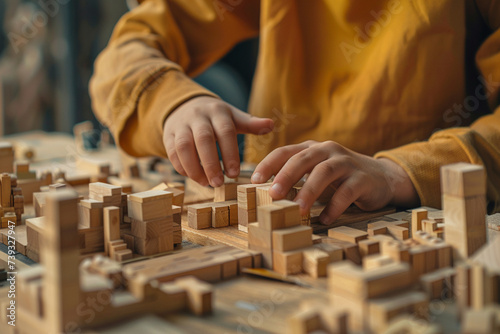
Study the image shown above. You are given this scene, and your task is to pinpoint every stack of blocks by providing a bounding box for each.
[128,190,174,256]
[237,183,309,233]
[0,172,24,227]
[187,182,239,229]
[248,200,320,276]
[441,163,487,261]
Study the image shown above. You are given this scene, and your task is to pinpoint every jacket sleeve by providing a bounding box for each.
[89,0,260,157]
[375,0,500,213]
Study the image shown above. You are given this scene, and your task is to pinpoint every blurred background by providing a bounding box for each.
[0,0,258,137]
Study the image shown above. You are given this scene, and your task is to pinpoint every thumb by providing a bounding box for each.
[232,109,274,135]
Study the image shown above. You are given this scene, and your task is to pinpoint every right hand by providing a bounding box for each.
[163,96,274,187]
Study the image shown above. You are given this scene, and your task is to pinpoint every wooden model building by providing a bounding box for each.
[288,162,500,333]
[0,136,499,334]
[10,190,214,333]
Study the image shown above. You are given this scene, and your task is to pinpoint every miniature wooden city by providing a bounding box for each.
[0,139,498,333]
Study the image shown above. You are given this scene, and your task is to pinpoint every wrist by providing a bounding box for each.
[378,158,420,208]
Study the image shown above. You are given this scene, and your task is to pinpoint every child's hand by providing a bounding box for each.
[163,97,274,187]
[251,141,419,225]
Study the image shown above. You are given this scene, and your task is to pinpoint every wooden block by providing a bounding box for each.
[461,308,497,334]
[420,267,456,299]
[49,183,66,191]
[174,276,213,316]
[228,201,238,225]
[237,184,259,209]
[15,161,30,173]
[328,261,413,299]
[78,200,103,228]
[128,190,173,221]
[214,182,239,202]
[212,205,229,228]
[114,249,133,261]
[258,204,285,230]
[440,163,486,198]
[103,206,121,255]
[273,200,301,227]
[363,254,394,270]
[273,250,303,275]
[322,238,361,265]
[411,208,428,237]
[238,207,256,228]
[302,248,330,278]
[187,203,212,229]
[409,245,433,276]
[455,263,472,312]
[256,186,273,207]
[368,291,428,334]
[173,223,182,244]
[122,233,135,253]
[134,237,159,256]
[0,173,11,207]
[272,225,312,252]
[387,225,409,240]
[109,240,126,258]
[359,239,380,257]
[312,243,343,263]
[248,223,272,249]
[89,182,122,196]
[131,216,172,239]
[422,219,438,234]
[328,226,368,244]
[443,194,487,260]
[287,308,322,334]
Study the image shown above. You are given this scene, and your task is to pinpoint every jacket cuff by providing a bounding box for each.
[374,130,474,209]
[117,68,219,157]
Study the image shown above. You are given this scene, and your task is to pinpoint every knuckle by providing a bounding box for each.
[316,162,336,177]
[196,129,214,143]
[278,169,295,184]
[217,122,237,138]
[175,137,193,151]
[335,154,355,168]
[322,140,343,152]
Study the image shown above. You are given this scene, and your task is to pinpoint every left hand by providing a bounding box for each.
[251,140,420,225]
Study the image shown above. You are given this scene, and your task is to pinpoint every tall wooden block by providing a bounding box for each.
[302,248,330,278]
[444,194,486,260]
[0,173,11,207]
[441,163,486,198]
[256,186,273,207]
[411,208,428,237]
[359,239,380,258]
[104,206,121,255]
[41,190,80,334]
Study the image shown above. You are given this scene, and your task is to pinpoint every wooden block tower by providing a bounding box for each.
[128,190,174,256]
[41,189,81,333]
[441,163,487,260]
[248,200,313,274]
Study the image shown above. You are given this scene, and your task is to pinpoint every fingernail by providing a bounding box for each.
[229,168,239,178]
[251,172,263,183]
[211,173,224,187]
[271,183,283,196]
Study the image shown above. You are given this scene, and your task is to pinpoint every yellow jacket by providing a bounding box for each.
[90,0,500,212]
